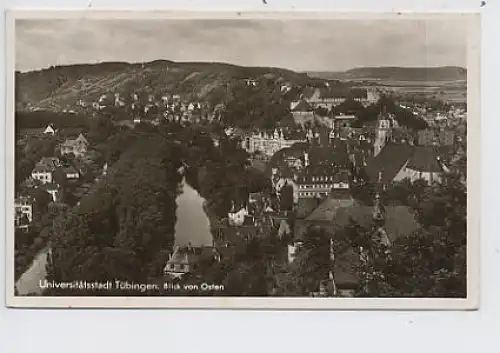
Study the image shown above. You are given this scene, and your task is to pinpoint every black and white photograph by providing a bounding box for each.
[6,11,479,309]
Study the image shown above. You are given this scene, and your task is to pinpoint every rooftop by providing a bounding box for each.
[406,146,444,173]
[365,143,414,184]
[305,196,356,223]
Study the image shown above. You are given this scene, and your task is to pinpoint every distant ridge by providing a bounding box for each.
[307,66,467,82]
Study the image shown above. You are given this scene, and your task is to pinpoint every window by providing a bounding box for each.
[179,264,185,270]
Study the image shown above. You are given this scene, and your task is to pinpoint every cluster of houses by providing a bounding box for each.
[399,103,467,129]
[262,110,461,295]
[239,112,370,158]
[196,109,439,295]
[14,132,92,232]
[75,91,224,126]
[289,86,380,124]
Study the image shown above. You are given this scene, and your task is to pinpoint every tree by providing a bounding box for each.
[334,98,364,116]
[222,81,292,130]
[28,188,51,220]
[46,134,181,295]
[355,95,428,130]
[88,116,115,145]
[274,225,332,296]
[203,236,280,296]
[356,174,466,298]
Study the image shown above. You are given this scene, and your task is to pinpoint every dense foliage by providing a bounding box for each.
[222,81,294,130]
[274,225,332,296]
[356,174,467,297]
[45,134,182,295]
[355,95,428,130]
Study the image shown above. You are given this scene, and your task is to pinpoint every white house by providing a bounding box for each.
[31,157,60,184]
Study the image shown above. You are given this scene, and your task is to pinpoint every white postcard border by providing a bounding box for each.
[4,10,481,310]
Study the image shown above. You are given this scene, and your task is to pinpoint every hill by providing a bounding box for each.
[308,66,467,82]
[15,60,323,112]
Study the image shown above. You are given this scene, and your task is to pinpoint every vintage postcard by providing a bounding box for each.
[6,11,480,309]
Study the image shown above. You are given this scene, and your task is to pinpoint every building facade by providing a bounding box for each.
[14,196,34,230]
[243,129,305,157]
[31,157,61,184]
[60,133,89,157]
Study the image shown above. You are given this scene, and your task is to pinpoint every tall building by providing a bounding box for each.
[373,113,392,157]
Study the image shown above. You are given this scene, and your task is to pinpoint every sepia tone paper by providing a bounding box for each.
[5,10,480,309]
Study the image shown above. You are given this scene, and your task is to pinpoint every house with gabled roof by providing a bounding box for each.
[365,143,449,185]
[60,133,89,157]
[163,245,223,279]
[31,157,61,184]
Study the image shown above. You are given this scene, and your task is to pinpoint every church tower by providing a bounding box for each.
[373,108,391,157]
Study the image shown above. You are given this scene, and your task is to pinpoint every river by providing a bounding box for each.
[174,173,213,246]
[15,248,49,295]
[15,171,212,295]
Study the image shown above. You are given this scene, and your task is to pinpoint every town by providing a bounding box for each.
[14,62,467,298]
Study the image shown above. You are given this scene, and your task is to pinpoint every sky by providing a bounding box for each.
[15,17,468,72]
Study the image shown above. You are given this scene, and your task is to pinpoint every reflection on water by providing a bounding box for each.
[15,248,49,295]
[175,176,213,246]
